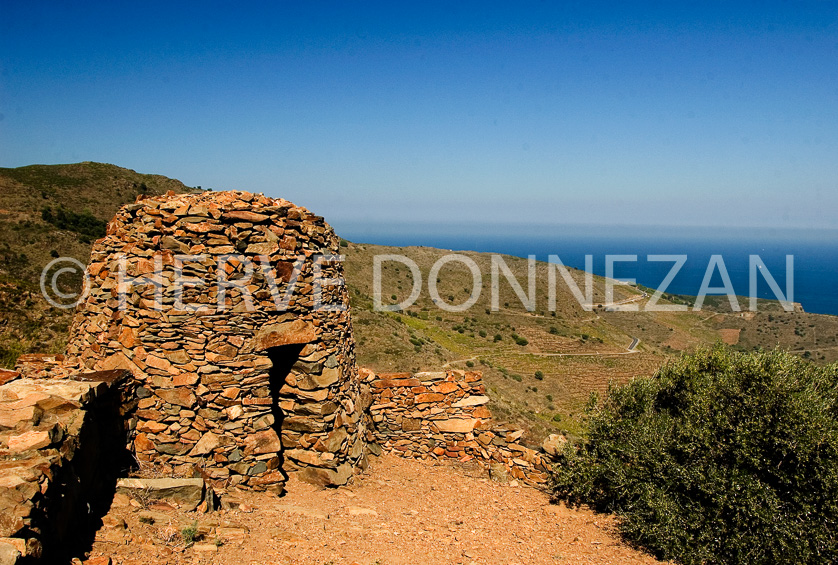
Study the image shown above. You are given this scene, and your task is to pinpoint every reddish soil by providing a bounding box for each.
[87,454,665,565]
[718,328,741,345]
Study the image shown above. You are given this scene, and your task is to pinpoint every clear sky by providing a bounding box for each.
[1,1,836,231]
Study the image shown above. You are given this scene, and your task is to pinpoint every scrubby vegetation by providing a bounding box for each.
[41,205,107,240]
[551,346,838,564]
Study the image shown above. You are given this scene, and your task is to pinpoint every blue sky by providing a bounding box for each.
[1,1,836,231]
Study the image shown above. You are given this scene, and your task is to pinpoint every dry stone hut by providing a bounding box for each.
[64,191,368,492]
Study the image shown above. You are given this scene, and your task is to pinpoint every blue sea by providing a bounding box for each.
[336,222,838,317]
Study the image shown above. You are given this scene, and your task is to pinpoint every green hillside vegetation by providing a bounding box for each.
[341,242,838,438]
[0,162,201,364]
[40,205,107,241]
[1,162,836,444]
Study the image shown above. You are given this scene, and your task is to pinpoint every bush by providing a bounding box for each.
[181,520,199,544]
[514,336,529,346]
[493,334,502,342]
[0,342,24,369]
[41,206,106,239]
[534,371,544,380]
[551,346,838,564]
[465,360,474,368]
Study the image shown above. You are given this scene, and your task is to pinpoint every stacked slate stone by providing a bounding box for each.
[0,371,133,562]
[365,369,552,487]
[12,354,68,380]
[64,191,366,491]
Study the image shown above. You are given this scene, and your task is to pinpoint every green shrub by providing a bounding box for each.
[551,346,838,564]
[534,370,544,380]
[514,336,529,346]
[511,374,522,382]
[0,342,24,369]
[465,360,475,368]
[493,334,502,342]
[181,520,199,544]
[41,206,106,239]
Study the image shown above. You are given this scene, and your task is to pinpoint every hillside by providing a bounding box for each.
[343,241,838,438]
[1,162,836,441]
[0,162,201,365]
[0,162,199,283]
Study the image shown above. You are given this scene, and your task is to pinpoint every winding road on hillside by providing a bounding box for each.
[443,336,641,367]
[524,336,641,358]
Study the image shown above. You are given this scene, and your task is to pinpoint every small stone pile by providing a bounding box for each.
[0,370,134,563]
[365,369,554,487]
[10,354,68,380]
[63,191,366,490]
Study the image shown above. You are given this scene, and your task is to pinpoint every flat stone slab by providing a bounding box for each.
[346,506,378,516]
[0,541,21,565]
[435,418,477,433]
[0,371,19,387]
[451,395,489,408]
[115,478,205,511]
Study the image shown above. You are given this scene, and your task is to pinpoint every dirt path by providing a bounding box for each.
[506,336,640,358]
[442,356,478,368]
[88,454,664,565]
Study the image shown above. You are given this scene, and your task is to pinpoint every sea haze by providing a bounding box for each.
[335,222,838,317]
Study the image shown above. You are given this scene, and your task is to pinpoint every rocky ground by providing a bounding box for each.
[86,454,664,565]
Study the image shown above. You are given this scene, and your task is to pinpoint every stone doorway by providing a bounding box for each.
[264,343,306,487]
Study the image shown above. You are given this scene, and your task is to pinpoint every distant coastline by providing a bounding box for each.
[335,222,838,317]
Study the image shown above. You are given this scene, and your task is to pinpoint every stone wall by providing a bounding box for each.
[63,191,366,489]
[364,369,554,487]
[0,370,134,562]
